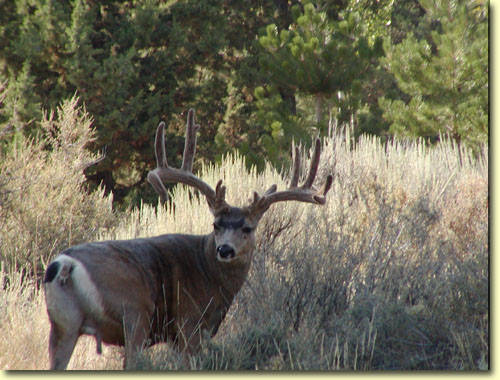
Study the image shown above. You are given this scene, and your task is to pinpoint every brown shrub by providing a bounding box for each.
[0,96,116,280]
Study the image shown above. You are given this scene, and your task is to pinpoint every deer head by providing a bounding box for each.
[147,109,333,263]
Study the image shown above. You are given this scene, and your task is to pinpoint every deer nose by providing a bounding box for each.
[217,244,235,260]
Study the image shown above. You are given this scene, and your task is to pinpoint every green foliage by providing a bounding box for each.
[388,0,427,44]
[243,1,385,169]
[252,85,310,167]
[0,0,231,205]
[379,0,488,151]
[258,1,380,126]
[345,0,393,45]
[0,62,42,142]
[0,0,489,208]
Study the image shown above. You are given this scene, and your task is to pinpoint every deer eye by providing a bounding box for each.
[242,227,253,234]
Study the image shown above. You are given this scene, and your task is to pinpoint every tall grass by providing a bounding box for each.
[0,107,488,370]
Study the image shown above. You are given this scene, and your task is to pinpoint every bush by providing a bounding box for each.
[0,123,488,370]
[105,132,487,370]
[0,96,116,280]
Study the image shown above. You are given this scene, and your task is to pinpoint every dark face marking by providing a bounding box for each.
[215,217,245,230]
[214,206,254,232]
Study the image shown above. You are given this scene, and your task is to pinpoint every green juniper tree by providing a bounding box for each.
[0,0,488,206]
[379,0,488,150]
[255,1,381,162]
[0,0,230,205]
[213,0,300,171]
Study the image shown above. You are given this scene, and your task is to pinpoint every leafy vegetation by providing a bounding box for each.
[0,0,488,207]
[379,0,488,151]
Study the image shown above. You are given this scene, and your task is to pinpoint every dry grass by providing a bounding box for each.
[0,104,488,370]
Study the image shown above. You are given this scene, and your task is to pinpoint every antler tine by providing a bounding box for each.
[155,121,168,168]
[147,110,222,210]
[212,179,229,212]
[313,174,333,204]
[248,138,332,218]
[181,109,200,172]
[147,121,169,202]
[147,170,169,204]
[303,138,321,188]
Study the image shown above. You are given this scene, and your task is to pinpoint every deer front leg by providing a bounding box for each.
[122,308,152,370]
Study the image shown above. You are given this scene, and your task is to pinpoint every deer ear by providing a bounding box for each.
[208,180,230,215]
[245,193,270,222]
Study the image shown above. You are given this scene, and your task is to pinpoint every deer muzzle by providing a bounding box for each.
[216,244,236,261]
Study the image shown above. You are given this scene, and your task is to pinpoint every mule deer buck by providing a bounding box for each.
[43,109,332,370]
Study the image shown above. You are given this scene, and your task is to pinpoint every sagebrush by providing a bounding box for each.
[0,97,116,279]
[0,105,488,370]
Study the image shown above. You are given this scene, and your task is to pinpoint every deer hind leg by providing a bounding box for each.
[122,308,152,370]
[48,321,80,370]
[46,298,83,370]
[44,258,86,370]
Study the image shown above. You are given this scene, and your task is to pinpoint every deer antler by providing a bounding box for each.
[248,139,333,219]
[147,109,228,212]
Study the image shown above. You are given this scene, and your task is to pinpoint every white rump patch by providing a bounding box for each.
[53,254,105,318]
